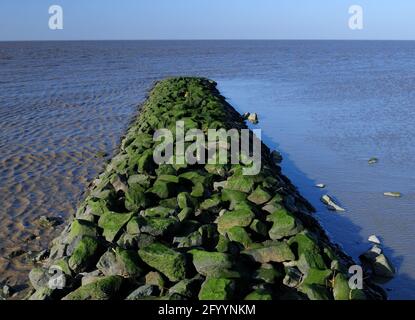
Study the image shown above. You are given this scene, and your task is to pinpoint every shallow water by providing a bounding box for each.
[0,41,414,298]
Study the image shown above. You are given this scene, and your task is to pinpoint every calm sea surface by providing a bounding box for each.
[0,41,414,299]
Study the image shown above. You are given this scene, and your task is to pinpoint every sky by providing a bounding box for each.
[0,0,414,41]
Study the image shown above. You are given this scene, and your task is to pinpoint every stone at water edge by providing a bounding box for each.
[383,192,402,198]
[271,150,283,164]
[242,112,250,119]
[247,113,258,124]
[368,235,381,245]
[321,195,345,212]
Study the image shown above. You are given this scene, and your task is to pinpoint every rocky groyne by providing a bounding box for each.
[27,77,385,300]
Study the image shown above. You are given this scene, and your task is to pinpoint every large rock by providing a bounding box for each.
[29,268,50,290]
[125,183,148,211]
[217,208,255,234]
[267,208,303,240]
[244,289,272,300]
[226,226,252,248]
[126,284,160,300]
[247,186,272,205]
[242,242,295,263]
[288,232,327,273]
[97,247,143,278]
[198,278,235,300]
[189,249,232,277]
[63,276,123,300]
[68,236,101,273]
[98,211,135,242]
[138,242,187,282]
[225,175,255,194]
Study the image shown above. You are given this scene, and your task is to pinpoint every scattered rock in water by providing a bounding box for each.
[368,235,381,245]
[7,249,26,259]
[383,192,402,198]
[247,113,258,124]
[368,157,378,165]
[370,245,382,255]
[321,195,345,212]
[36,216,64,228]
[95,151,108,158]
[315,183,326,189]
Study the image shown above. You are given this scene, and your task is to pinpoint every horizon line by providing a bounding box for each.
[2,38,415,42]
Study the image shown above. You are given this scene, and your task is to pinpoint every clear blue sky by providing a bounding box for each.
[0,0,414,41]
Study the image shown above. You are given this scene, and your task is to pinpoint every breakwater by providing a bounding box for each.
[27,77,385,300]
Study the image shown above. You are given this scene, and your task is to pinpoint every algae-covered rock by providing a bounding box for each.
[198,278,235,300]
[217,208,255,234]
[169,277,202,298]
[125,183,148,212]
[221,189,247,209]
[254,264,281,284]
[140,216,178,237]
[249,219,268,237]
[177,192,194,209]
[173,231,203,248]
[145,271,165,290]
[29,267,49,290]
[142,206,175,218]
[63,276,123,300]
[247,186,272,205]
[243,242,295,263]
[302,268,332,286]
[29,287,54,300]
[288,232,327,273]
[199,194,222,211]
[67,219,99,244]
[267,208,303,240]
[138,242,187,282]
[299,284,331,300]
[97,247,142,278]
[189,249,232,277]
[98,211,135,242]
[226,226,252,248]
[68,236,101,273]
[225,175,255,194]
[244,289,273,300]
